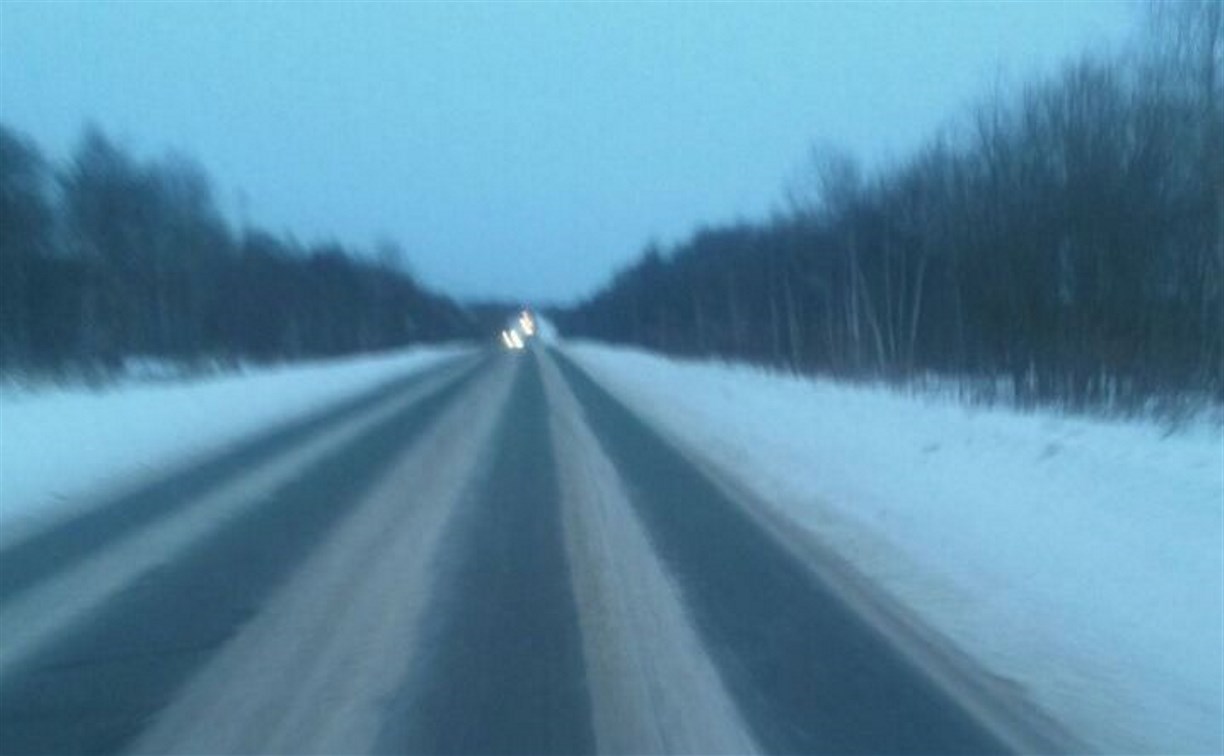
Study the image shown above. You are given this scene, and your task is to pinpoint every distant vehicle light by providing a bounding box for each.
[519,311,536,336]
[508,329,525,350]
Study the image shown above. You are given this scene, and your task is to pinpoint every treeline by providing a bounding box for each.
[0,126,474,374]
[557,3,1223,409]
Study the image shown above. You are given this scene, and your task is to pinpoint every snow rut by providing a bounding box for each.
[132,360,515,754]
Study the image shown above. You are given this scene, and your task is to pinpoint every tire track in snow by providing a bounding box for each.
[540,350,759,754]
[0,356,479,681]
[375,353,595,755]
[131,357,518,754]
[553,349,1009,755]
[0,354,477,605]
[0,360,483,755]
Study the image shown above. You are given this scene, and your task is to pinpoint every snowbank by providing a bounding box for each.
[0,346,471,534]
[567,343,1224,754]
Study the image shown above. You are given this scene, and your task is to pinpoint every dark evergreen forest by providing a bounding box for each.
[2,4,1220,411]
[0,126,475,376]
[557,4,1222,409]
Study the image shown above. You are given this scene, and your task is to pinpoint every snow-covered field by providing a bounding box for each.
[0,346,469,536]
[569,343,1224,755]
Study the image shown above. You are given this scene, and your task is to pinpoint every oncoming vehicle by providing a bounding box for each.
[500,309,536,351]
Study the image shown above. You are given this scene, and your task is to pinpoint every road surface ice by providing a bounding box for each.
[569,342,1224,754]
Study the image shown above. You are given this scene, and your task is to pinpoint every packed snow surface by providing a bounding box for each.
[568,343,1224,755]
[0,346,469,535]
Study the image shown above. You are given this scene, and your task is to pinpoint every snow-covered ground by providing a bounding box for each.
[0,346,470,536]
[568,343,1224,755]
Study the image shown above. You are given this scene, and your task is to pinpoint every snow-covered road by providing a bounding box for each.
[1,343,1217,754]
[0,346,1046,755]
[569,343,1224,755]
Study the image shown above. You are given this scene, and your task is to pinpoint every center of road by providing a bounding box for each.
[376,355,595,755]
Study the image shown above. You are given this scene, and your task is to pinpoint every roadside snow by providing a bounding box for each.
[0,346,470,534]
[567,343,1224,755]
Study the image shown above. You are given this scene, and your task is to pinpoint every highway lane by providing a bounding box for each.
[0,347,1028,754]
[0,357,486,754]
[553,351,1009,755]
[375,351,594,755]
[0,354,482,605]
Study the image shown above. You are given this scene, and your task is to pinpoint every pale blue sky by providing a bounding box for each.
[1,2,1138,303]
